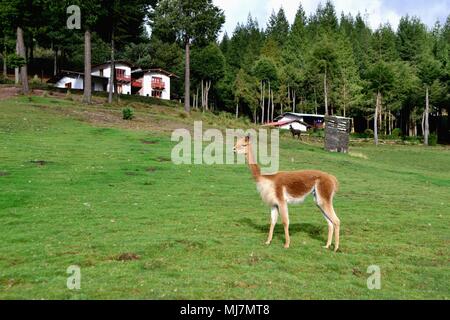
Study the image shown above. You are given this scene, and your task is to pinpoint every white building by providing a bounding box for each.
[133,68,177,100]
[48,70,108,92]
[91,60,135,95]
[48,62,177,101]
[270,113,351,132]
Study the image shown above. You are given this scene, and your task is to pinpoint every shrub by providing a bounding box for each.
[178,111,187,119]
[392,128,402,138]
[364,129,374,138]
[309,128,325,138]
[65,90,73,101]
[122,107,134,120]
[402,136,421,145]
[31,74,41,85]
[429,133,438,146]
[0,77,10,84]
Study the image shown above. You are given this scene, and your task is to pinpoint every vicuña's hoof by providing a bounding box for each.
[334,247,339,253]
[265,241,271,246]
[284,244,290,249]
[323,245,330,250]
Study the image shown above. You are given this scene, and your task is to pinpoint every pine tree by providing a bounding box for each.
[266,8,290,47]
[150,0,224,113]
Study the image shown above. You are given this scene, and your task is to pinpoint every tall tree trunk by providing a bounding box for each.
[17,27,29,94]
[260,81,263,118]
[271,90,274,122]
[421,111,425,138]
[267,81,271,122]
[293,91,296,113]
[343,83,347,118]
[324,68,328,116]
[287,85,290,113]
[15,41,19,84]
[82,30,92,104]
[53,44,58,76]
[374,91,380,145]
[2,35,7,77]
[108,30,115,104]
[195,87,199,109]
[261,81,265,124]
[201,79,204,110]
[235,103,239,119]
[184,41,191,113]
[205,80,211,111]
[424,86,430,146]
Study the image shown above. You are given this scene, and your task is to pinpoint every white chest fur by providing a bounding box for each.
[256,179,278,206]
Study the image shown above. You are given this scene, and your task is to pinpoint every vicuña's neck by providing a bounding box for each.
[246,143,261,180]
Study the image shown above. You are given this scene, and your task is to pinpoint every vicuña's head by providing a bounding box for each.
[233,135,250,154]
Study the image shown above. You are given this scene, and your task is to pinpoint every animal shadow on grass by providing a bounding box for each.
[239,218,325,242]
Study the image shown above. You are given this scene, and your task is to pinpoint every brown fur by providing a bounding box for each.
[233,136,341,251]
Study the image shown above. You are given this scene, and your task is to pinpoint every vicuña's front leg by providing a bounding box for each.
[266,206,279,245]
[279,202,290,249]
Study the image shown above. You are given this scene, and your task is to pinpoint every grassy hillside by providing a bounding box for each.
[0,94,449,299]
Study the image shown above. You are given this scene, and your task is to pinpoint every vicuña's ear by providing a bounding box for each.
[245,135,250,142]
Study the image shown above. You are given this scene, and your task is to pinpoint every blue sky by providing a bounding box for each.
[213,0,450,36]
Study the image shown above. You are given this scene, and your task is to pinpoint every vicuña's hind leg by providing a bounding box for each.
[315,187,340,252]
[320,202,340,252]
[266,206,279,245]
[322,214,334,249]
[279,202,290,249]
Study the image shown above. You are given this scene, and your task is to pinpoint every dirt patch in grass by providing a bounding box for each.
[146,167,157,173]
[30,160,51,166]
[141,139,158,145]
[116,253,141,261]
[156,156,171,162]
[1,279,21,289]
[0,171,10,176]
[352,268,363,277]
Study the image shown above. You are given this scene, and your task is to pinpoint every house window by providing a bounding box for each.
[116,69,125,79]
[117,84,123,94]
[65,82,72,89]
[99,68,104,77]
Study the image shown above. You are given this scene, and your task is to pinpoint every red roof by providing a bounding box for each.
[263,119,311,128]
[264,120,297,127]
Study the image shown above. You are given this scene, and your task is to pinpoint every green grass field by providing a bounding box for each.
[0,94,449,299]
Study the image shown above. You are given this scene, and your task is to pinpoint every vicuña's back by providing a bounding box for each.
[233,136,341,251]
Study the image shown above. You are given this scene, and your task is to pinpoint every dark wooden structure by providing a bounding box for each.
[324,116,351,153]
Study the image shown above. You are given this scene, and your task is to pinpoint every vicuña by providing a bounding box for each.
[234,135,341,251]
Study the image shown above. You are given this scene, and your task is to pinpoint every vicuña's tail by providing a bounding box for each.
[331,175,339,193]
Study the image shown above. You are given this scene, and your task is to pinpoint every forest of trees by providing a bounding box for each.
[0,0,449,143]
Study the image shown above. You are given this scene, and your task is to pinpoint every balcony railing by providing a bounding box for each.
[151,81,165,90]
[116,75,131,82]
